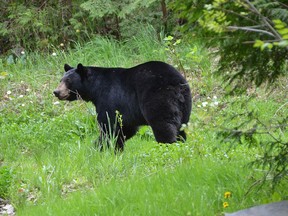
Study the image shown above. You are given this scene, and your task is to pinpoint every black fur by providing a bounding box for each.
[54,61,192,151]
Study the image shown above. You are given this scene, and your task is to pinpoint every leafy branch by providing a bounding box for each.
[226,26,275,37]
[199,0,288,49]
[243,0,282,40]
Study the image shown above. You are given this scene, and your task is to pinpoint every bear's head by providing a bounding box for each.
[53,63,88,101]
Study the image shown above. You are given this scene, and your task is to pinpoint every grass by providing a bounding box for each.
[0,27,287,215]
[17,159,258,216]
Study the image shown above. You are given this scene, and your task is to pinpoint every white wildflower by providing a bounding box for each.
[202,101,208,107]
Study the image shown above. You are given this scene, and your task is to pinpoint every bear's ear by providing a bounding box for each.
[64,64,73,72]
[76,63,88,77]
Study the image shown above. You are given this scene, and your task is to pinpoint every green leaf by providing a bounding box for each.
[173,39,181,46]
[278,28,288,35]
[273,19,282,24]
[164,35,174,41]
[261,43,273,50]
[267,43,273,49]
[275,24,286,29]
[253,40,264,48]
[278,40,288,47]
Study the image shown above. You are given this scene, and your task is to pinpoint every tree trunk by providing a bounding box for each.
[161,0,168,32]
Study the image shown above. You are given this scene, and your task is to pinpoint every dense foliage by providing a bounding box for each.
[171,0,288,88]
[170,0,288,186]
[0,0,169,55]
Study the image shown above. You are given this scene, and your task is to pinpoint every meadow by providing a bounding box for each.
[0,28,287,215]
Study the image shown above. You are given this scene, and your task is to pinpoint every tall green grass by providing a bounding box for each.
[17,158,265,216]
[0,27,287,215]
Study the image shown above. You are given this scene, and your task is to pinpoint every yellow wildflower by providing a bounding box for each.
[223,202,229,208]
[224,191,232,198]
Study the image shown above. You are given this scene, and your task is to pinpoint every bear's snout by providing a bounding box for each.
[53,90,60,97]
[53,81,71,100]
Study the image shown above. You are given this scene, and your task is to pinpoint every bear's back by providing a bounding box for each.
[129,61,185,80]
[89,61,185,85]
[125,61,187,93]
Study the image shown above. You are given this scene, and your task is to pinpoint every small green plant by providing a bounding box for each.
[98,110,124,151]
[0,166,12,199]
[163,35,212,77]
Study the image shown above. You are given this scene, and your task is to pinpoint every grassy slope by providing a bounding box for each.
[0,28,287,215]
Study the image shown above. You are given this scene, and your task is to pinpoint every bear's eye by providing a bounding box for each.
[66,78,71,83]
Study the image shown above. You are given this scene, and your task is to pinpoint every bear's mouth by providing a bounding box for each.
[57,94,70,100]
[54,89,79,101]
[53,89,71,100]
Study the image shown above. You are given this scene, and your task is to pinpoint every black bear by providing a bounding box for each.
[53,61,192,151]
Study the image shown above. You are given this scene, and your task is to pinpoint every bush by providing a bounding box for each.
[0,0,172,55]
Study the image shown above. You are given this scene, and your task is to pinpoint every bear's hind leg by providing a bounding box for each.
[142,95,183,144]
